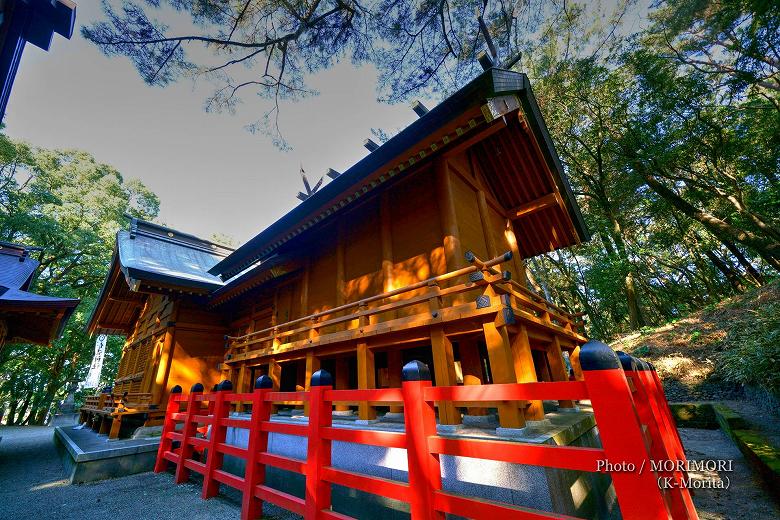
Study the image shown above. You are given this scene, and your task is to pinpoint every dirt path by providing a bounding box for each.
[681,427,780,519]
[1,425,777,519]
[0,426,296,520]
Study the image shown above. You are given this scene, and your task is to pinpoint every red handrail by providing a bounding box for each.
[154,348,697,520]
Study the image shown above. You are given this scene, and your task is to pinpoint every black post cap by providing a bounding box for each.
[255,375,273,389]
[310,369,333,387]
[635,359,652,371]
[170,385,182,394]
[579,340,621,371]
[502,250,513,261]
[464,250,476,262]
[616,351,637,372]
[402,360,431,382]
[191,383,204,393]
[218,380,233,391]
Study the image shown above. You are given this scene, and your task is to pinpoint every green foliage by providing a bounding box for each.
[720,284,780,395]
[0,133,159,424]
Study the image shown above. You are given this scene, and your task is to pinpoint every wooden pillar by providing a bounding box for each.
[477,191,498,259]
[236,364,249,412]
[482,319,525,428]
[510,325,545,420]
[436,157,464,274]
[335,357,350,412]
[268,359,281,414]
[430,326,460,425]
[303,351,320,416]
[459,338,487,416]
[386,349,403,413]
[547,336,574,408]
[570,345,585,381]
[504,219,528,285]
[380,191,397,322]
[357,341,376,421]
[150,302,178,406]
[300,258,310,329]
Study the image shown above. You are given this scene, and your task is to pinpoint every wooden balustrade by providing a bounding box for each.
[225,251,585,363]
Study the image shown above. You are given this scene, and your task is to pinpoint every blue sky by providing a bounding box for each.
[5,2,431,245]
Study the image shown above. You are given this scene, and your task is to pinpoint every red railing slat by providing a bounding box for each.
[433,490,581,520]
[264,391,309,402]
[320,427,407,448]
[220,417,250,429]
[321,466,409,502]
[254,484,306,515]
[154,353,695,520]
[216,442,247,459]
[323,388,404,403]
[257,452,306,474]
[427,436,605,472]
[261,421,308,436]
[213,469,244,490]
[423,381,589,403]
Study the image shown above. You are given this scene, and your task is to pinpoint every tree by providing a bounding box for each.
[0,133,159,425]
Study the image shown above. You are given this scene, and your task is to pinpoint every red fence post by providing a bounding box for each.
[628,356,698,519]
[202,380,232,499]
[304,369,333,520]
[580,341,671,520]
[154,384,182,473]
[175,382,204,484]
[402,361,444,520]
[242,375,273,520]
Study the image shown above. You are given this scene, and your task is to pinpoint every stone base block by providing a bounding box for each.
[54,426,159,484]
[463,413,498,427]
[355,419,381,426]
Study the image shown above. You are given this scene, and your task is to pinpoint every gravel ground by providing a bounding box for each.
[1,425,777,519]
[680,427,780,520]
[0,426,298,520]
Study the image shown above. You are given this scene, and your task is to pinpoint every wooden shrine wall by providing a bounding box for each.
[113,293,174,395]
[225,147,526,343]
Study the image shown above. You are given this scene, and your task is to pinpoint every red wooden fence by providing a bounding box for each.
[154,341,698,520]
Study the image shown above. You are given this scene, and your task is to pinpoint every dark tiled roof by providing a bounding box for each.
[0,241,80,344]
[0,252,38,290]
[0,285,79,306]
[116,218,233,291]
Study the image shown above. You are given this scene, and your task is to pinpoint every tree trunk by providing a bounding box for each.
[704,250,746,292]
[642,172,780,271]
[722,240,765,286]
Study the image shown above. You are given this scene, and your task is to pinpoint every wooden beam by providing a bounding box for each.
[508,192,562,219]
[459,338,487,416]
[482,318,524,428]
[357,341,376,421]
[510,325,544,420]
[335,357,350,412]
[547,336,574,408]
[303,351,320,415]
[386,349,403,414]
[436,157,464,275]
[442,118,506,159]
[430,326,460,425]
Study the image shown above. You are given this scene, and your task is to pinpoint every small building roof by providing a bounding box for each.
[0,240,40,290]
[210,67,588,282]
[117,219,232,291]
[87,218,234,335]
[0,241,79,345]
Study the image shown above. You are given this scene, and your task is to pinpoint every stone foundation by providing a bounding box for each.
[219,405,619,519]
